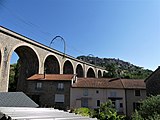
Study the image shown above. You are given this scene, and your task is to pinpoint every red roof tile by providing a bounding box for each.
[121,79,146,89]
[27,74,74,81]
[72,78,145,89]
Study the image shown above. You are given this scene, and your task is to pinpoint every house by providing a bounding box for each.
[145,66,160,96]
[26,74,146,117]
[27,74,77,110]
[71,78,146,117]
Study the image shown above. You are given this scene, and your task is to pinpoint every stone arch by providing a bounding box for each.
[63,60,73,74]
[98,70,102,78]
[103,71,107,77]
[44,55,60,74]
[87,67,95,78]
[8,43,40,92]
[76,64,84,77]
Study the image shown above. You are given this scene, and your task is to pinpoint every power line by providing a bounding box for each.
[0,2,53,37]
[0,2,88,57]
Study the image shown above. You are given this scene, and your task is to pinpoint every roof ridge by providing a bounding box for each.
[145,66,158,82]
[120,79,125,89]
[108,78,121,82]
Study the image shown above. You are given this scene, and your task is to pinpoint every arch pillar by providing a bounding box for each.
[84,64,87,78]
[95,68,98,78]
[0,46,10,92]
[39,61,44,74]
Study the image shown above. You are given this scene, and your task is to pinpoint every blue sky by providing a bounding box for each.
[0,0,160,70]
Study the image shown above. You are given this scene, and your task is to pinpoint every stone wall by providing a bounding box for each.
[26,80,71,110]
[145,67,160,96]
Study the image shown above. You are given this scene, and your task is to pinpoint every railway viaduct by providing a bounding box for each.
[0,26,107,92]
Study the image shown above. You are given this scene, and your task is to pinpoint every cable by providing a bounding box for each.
[0,2,88,57]
[0,2,52,38]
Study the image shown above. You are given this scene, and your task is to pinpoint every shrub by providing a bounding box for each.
[74,107,93,117]
[132,95,160,120]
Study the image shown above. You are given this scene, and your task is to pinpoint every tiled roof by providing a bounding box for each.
[0,92,38,107]
[28,74,74,81]
[121,79,146,89]
[72,78,145,89]
[145,66,158,82]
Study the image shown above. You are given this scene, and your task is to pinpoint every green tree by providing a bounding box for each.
[103,64,118,78]
[132,95,160,120]
[9,62,20,91]
[95,100,125,120]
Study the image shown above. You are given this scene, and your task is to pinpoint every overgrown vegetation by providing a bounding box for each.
[73,101,125,120]
[73,107,94,117]
[9,63,19,91]
[132,95,160,120]
[77,56,152,79]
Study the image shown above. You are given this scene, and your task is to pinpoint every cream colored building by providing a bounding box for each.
[70,78,146,117]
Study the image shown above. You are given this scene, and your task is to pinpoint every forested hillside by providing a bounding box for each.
[77,56,152,79]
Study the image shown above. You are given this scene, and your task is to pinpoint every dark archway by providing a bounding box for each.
[63,60,73,74]
[98,70,102,78]
[76,64,84,77]
[87,68,95,78]
[103,71,107,77]
[10,46,39,92]
[44,55,60,74]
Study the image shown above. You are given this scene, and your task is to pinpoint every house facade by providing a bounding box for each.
[26,74,146,117]
[26,74,76,110]
[71,78,146,117]
[122,79,146,116]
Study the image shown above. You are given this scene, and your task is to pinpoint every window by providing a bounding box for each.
[83,89,88,96]
[96,90,99,94]
[81,98,88,107]
[110,91,116,97]
[120,103,123,108]
[135,90,141,96]
[55,94,64,103]
[36,82,42,89]
[97,100,100,107]
[58,83,64,90]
